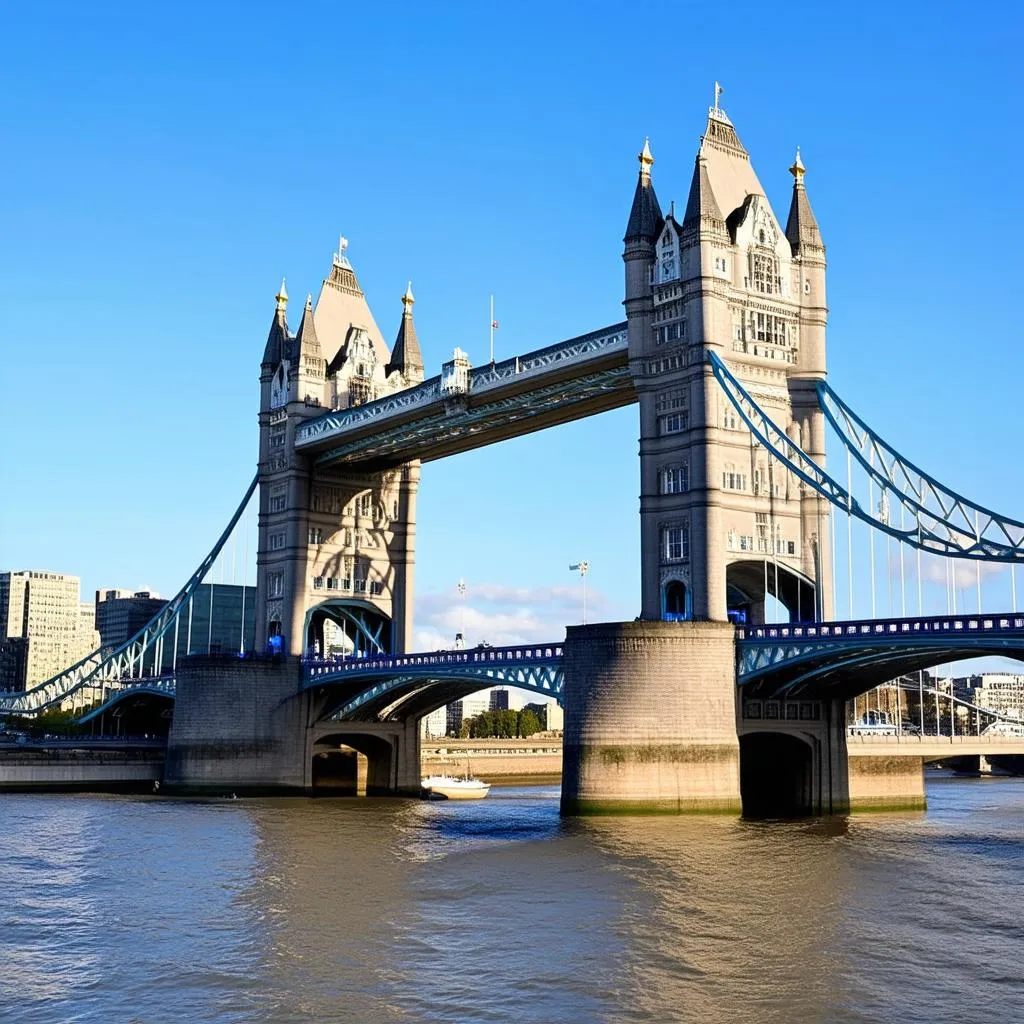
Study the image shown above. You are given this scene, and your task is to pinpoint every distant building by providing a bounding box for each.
[0,571,100,690]
[524,700,564,732]
[95,589,168,649]
[173,584,257,660]
[420,707,447,739]
[446,701,463,736]
[489,688,509,711]
[967,673,1024,721]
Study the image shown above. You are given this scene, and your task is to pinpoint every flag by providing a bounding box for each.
[491,320,499,330]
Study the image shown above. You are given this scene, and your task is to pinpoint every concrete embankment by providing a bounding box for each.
[0,744,164,792]
[421,737,563,785]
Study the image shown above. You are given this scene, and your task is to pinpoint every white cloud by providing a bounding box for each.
[413,581,609,651]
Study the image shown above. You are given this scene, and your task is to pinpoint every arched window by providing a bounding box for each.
[663,581,688,621]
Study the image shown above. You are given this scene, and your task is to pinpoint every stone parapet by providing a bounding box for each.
[561,620,741,814]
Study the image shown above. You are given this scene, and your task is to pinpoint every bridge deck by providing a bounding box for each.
[294,323,630,469]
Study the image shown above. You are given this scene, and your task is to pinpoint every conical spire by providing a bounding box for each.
[295,293,323,362]
[261,279,291,368]
[785,147,824,255]
[681,149,724,232]
[386,281,423,380]
[624,138,664,243]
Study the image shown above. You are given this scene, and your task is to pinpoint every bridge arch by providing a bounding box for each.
[313,730,397,795]
[727,559,817,625]
[304,599,392,659]
[739,731,815,818]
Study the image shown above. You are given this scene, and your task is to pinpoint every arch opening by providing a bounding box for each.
[727,560,817,625]
[662,580,690,621]
[314,732,394,796]
[740,732,814,818]
[304,600,392,660]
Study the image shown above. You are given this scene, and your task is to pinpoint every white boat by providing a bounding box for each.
[421,764,490,800]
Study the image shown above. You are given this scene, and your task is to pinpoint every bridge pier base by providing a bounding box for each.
[560,621,742,815]
[844,748,926,812]
[165,655,312,795]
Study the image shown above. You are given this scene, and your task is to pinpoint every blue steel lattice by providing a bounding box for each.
[708,352,1024,561]
[0,476,258,715]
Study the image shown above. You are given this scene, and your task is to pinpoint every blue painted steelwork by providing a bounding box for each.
[303,644,564,720]
[0,476,258,715]
[304,600,391,657]
[77,679,176,723]
[737,612,1024,697]
[709,352,1024,561]
[294,325,631,467]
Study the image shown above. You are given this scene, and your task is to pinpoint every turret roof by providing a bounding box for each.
[785,148,824,255]
[624,139,664,243]
[386,282,424,378]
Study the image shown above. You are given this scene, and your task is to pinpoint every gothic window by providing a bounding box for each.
[269,532,286,551]
[342,557,353,591]
[662,464,690,494]
[722,408,738,430]
[268,572,283,599]
[722,466,747,491]
[356,493,373,518]
[270,486,287,513]
[664,524,689,562]
[751,253,778,294]
[308,527,323,545]
[661,412,688,435]
[269,426,286,449]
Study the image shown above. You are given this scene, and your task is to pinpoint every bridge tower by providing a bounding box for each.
[254,243,423,659]
[563,95,835,814]
[626,98,832,625]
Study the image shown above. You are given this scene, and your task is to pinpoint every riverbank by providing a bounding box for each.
[421,736,562,784]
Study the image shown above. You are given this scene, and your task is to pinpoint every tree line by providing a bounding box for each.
[459,708,541,739]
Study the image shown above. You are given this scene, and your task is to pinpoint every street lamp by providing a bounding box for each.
[456,578,467,648]
[569,561,589,624]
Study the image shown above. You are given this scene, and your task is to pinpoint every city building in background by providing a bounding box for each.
[171,584,257,660]
[446,700,463,736]
[0,571,100,691]
[95,588,168,648]
[419,707,447,739]
[489,688,509,711]
[966,673,1024,721]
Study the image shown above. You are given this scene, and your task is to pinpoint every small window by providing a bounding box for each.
[664,525,689,562]
[662,465,689,494]
[313,576,324,589]
[308,527,323,545]
[269,532,286,551]
[662,412,688,435]
[268,572,283,598]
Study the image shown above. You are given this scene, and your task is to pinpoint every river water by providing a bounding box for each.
[1,774,1022,1023]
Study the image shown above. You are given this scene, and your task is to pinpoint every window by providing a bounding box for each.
[751,252,780,294]
[662,412,688,434]
[722,469,747,491]
[804,278,811,295]
[269,532,286,551]
[662,465,689,494]
[739,534,754,552]
[722,409,738,430]
[326,577,338,590]
[787,541,796,555]
[657,321,684,345]
[313,576,324,589]
[308,527,323,545]
[664,525,689,561]
[268,572,283,598]
[370,580,384,596]
[270,487,287,513]
[357,493,373,518]
[269,426,286,449]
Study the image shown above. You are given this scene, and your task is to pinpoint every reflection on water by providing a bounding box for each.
[0,779,1022,1023]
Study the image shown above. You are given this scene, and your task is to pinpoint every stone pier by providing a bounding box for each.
[560,620,741,814]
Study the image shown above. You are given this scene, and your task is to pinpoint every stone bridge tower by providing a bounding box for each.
[254,242,424,658]
[625,98,832,625]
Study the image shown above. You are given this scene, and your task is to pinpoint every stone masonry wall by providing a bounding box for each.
[561,620,741,814]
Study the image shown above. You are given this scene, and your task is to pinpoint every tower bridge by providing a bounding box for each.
[5,92,1024,814]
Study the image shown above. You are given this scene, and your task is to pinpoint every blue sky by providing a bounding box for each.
[2,1,1023,646]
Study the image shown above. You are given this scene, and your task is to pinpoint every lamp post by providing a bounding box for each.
[569,561,589,624]
[456,578,467,648]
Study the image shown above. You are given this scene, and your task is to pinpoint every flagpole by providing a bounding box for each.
[489,295,494,364]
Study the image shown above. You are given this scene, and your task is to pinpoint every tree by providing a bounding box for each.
[517,709,541,737]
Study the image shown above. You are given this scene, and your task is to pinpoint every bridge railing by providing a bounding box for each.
[303,644,564,678]
[738,613,1024,643]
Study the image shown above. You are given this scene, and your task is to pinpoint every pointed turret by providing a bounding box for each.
[386,282,424,381]
[295,293,322,363]
[681,149,724,233]
[785,148,824,255]
[623,138,664,243]
[260,279,291,369]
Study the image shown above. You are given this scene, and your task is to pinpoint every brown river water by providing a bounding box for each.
[0,773,1022,1023]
